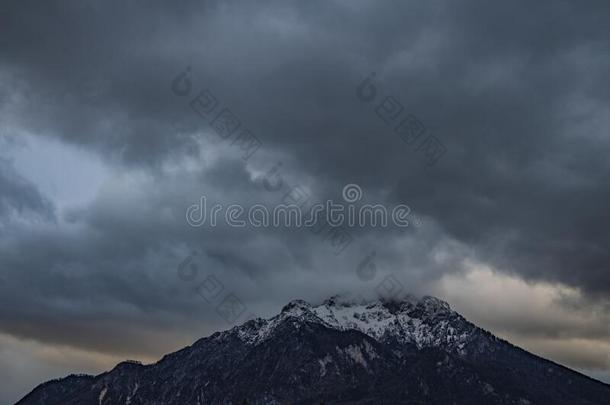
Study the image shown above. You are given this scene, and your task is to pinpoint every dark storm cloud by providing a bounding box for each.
[0,158,54,220]
[1,1,610,395]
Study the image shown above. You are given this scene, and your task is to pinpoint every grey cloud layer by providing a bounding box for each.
[0,158,54,220]
[4,0,608,294]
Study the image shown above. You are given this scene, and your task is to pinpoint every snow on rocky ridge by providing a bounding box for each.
[232,295,476,352]
[19,294,610,405]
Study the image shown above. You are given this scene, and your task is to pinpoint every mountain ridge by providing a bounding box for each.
[16,295,610,405]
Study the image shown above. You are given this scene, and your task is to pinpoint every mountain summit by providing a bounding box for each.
[17,295,610,404]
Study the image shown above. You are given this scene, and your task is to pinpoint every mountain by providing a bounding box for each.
[16,295,610,405]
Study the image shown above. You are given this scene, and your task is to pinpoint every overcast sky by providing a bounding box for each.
[2,0,610,403]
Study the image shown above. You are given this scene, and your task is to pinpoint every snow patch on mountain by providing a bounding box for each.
[340,344,368,368]
[231,295,476,354]
[318,354,333,377]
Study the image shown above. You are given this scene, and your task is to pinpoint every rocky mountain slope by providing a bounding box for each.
[16,295,610,404]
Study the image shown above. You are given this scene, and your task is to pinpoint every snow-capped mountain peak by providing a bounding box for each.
[234,295,470,350]
[18,294,610,405]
